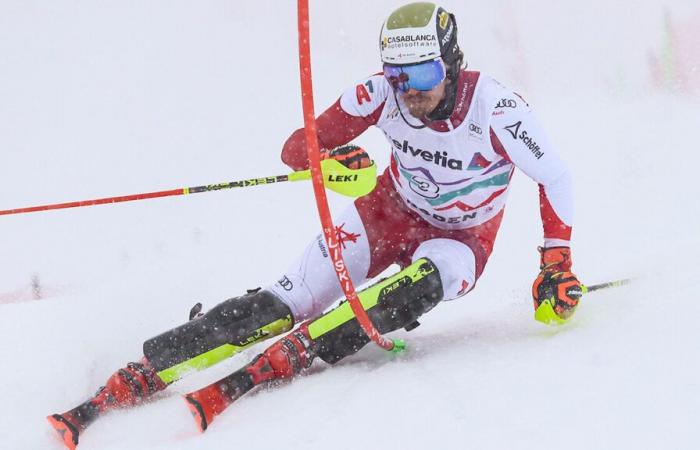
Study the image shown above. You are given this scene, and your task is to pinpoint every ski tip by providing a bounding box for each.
[184,395,209,433]
[47,414,79,450]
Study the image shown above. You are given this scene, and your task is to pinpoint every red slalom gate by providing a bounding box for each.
[296,0,397,352]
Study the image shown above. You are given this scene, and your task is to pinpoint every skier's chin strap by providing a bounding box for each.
[392,88,427,130]
[392,75,460,130]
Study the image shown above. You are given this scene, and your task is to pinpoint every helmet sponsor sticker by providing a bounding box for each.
[382,34,436,51]
[441,21,454,46]
[439,11,450,29]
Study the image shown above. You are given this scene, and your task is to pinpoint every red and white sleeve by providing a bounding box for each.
[280,74,388,171]
[490,95,573,247]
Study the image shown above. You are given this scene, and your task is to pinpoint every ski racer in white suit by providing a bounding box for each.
[47,5,584,447]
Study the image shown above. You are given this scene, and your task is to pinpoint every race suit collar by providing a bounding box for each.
[423,71,479,132]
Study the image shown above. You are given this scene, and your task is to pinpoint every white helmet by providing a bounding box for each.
[379,2,460,66]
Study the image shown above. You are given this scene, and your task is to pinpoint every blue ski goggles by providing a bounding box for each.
[383,58,446,93]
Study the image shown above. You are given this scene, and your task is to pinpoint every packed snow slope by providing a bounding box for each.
[1,1,698,449]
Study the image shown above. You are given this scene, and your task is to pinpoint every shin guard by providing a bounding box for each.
[309,258,443,364]
[143,289,294,383]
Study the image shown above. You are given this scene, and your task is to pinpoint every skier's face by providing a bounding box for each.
[400,80,447,118]
[383,58,448,119]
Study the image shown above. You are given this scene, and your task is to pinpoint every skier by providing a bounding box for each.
[48,2,582,448]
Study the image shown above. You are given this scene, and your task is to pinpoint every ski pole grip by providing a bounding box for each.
[288,159,377,198]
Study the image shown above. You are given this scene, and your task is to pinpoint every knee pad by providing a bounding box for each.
[268,204,371,321]
[412,238,477,299]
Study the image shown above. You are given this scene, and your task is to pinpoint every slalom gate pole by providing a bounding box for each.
[0,175,291,217]
[296,0,399,352]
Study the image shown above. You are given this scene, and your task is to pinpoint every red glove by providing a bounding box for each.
[532,247,583,323]
[320,144,371,169]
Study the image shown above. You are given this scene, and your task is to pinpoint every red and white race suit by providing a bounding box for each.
[268,70,573,321]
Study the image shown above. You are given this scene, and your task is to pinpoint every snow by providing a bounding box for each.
[1,1,699,449]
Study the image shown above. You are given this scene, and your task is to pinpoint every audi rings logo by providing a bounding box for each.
[277,276,294,291]
[496,99,517,109]
[469,123,483,135]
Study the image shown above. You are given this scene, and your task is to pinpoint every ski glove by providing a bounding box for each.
[321,144,371,169]
[532,247,583,325]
